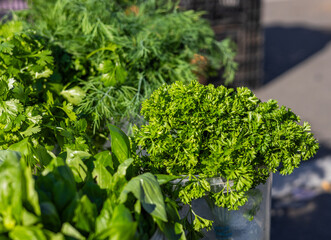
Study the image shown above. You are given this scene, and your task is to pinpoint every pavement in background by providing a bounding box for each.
[256,0,331,239]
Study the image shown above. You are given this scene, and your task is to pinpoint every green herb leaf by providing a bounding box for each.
[73,195,97,233]
[0,42,14,54]
[9,226,48,240]
[60,86,86,106]
[155,174,180,185]
[65,148,90,183]
[120,173,168,222]
[61,223,85,240]
[92,151,113,189]
[108,124,131,164]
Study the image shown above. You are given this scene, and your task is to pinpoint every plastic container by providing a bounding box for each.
[187,175,272,240]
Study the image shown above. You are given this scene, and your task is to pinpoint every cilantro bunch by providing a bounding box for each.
[0,21,51,146]
[0,21,99,169]
[133,80,319,213]
[0,21,53,165]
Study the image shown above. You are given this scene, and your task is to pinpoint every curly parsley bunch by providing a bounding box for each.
[133,80,319,211]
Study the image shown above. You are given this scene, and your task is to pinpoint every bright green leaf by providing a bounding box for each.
[0,150,22,232]
[21,163,41,216]
[61,223,85,240]
[20,124,41,137]
[66,148,90,183]
[73,195,97,233]
[95,204,137,240]
[92,151,113,189]
[0,42,14,54]
[60,102,77,121]
[155,174,180,185]
[95,198,114,236]
[108,124,131,164]
[111,158,133,188]
[22,209,40,227]
[120,173,167,222]
[9,226,48,240]
[61,86,86,106]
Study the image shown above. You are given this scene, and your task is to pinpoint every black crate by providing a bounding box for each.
[0,0,27,10]
[180,0,263,89]
[0,0,27,19]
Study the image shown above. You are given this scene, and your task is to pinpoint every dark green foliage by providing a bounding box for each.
[0,21,102,169]
[0,21,51,150]
[133,80,319,212]
[17,0,237,130]
[1,0,237,170]
[0,125,186,240]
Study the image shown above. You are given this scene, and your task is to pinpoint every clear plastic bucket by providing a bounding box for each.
[189,175,272,240]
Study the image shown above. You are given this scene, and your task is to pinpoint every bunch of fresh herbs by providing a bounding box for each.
[0,124,186,240]
[0,20,104,170]
[17,0,237,131]
[133,80,319,233]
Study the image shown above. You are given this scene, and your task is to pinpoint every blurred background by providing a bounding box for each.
[260,0,331,239]
[1,0,331,239]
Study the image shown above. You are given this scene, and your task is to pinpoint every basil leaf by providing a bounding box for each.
[95,204,137,240]
[61,223,85,240]
[120,173,167,222]
[92,151,113,189]
[9,226,47,240]
[108,124,131,164]
[73,195,97,233]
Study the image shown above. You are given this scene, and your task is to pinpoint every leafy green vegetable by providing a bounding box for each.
[0,150,41,233]
[96,204,137,240]
[0,125,186,239]
[1,2,241,238]
[0,21,52,152]
[92,151,114,189]
[120,173,168,222]
[0,151,24,232]
[9,226,48,240]
[61,223,84,240]
[60,86,85,106]
[133,80,319,233]
[16,0,237,132]
[108,124,131,165]
[0,20,99,169]
[73,195,97,233]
